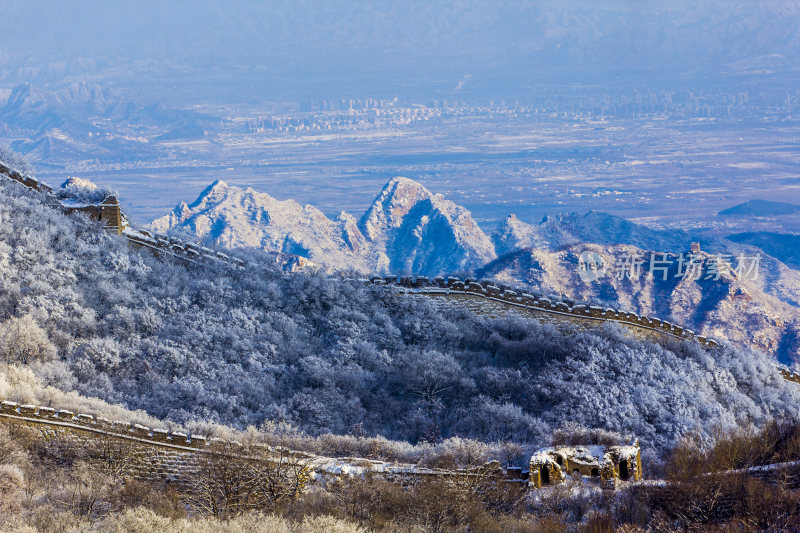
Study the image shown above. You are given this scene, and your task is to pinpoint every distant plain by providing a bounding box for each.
[33,113,800,236]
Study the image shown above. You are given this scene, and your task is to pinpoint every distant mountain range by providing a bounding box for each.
[149,176,800,364]
[727,232,800,269]
[152,177,719,276]
[719,199,800,217]
[0,82,218,164]
[491,211,714,255]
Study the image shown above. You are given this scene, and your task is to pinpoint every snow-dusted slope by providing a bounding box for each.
[358,177,496,274]
[492,214,574,255]
[479,243,800,366]
[492,211,705,255]
[149,178,800,363]
[150,177,495,275]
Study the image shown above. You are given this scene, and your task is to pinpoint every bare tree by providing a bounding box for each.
[185,442,312,518]
[47,461,112,520]
[91,434,137,482]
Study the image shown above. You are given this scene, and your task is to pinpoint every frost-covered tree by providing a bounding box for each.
[0,315,56,364]
[0,145,31,173]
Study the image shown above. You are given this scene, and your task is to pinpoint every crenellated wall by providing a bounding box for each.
[364,275,720,348]
[0,400,522,490]
[778,366,800,385]
[0,164,244,269]
[0,400,213,485]
[123,229,244,268]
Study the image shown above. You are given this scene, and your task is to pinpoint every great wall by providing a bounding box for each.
[4,397,800,498]
[5,159,800,498]
[0,399,530,490]
[363,275,719,347]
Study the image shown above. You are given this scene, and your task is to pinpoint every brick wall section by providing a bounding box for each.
[0,400,514,490]
[369,276,720,348]
[0,162,53,194]
[779,367,800,385]
[5,399,798,495]
[0,400,211,485]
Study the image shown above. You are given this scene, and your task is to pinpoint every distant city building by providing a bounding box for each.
[691,242,701,253]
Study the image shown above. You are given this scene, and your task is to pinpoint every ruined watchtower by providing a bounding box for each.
[61,195,125,234]
[529,440,642,489]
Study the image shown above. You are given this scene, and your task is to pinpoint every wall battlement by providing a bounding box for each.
[777,366,800,385]
[0,161,53,194]
[4,398,798,496]
[0,400,209,450]
[363,275,720,348]
[0,399,529,490]
[122,228,245,268]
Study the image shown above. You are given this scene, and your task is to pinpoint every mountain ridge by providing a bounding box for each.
[152,177,496,276]
[148,176,800,365]
[719,199,800,217]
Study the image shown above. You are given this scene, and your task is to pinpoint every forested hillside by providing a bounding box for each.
[1,174,799,462]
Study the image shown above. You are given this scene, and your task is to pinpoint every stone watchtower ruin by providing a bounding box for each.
[0,162,126,234]
[60,195,125,234]
[529,441,642,489]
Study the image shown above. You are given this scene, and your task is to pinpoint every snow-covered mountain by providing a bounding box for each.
[151,177,495,276]
[358,177,496,274]
[482,211,800,366]
[150,178,800,364]
[727,232,800,270]
[491,211,712,255]
[720,199,800,217]
[478,243,800,364]
[151,180,373,272]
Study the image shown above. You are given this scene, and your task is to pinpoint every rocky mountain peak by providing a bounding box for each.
[358,177,433,241]
[151,177,497,276]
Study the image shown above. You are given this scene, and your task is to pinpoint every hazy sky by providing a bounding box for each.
[3,1,799,100]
